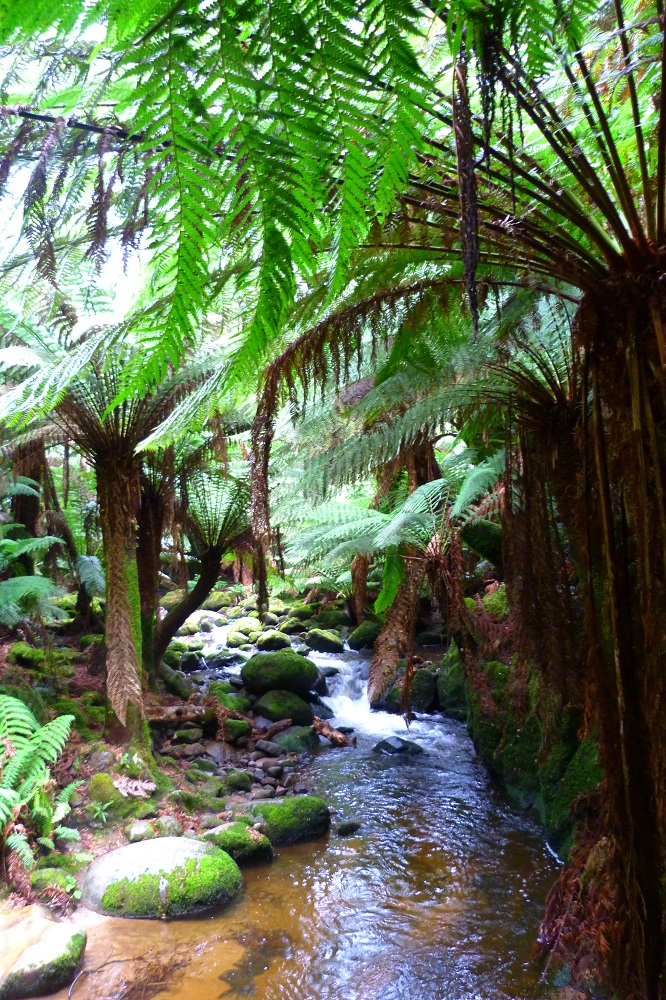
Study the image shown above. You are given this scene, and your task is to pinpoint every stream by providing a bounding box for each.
[49,645,560,1000]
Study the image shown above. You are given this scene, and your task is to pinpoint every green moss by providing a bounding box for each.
[255,631,291,651]
[482,583,509,621]
[223,718,252,743]
[496,713,543,809]
[159,589,187,611]
[411,667,437,713]
[202,591,233,611]
[311,607,350,629]
[275,725,320,753]
[483,660,511,704]
[79,634,104,651]
[215,692,251,714]
[254,689,314,726]
[247,795,330,846]
[543,736,603,848]
[436,643,467,720]
[225,769,253,792]
[30,867,78,895]
[279,617,304,634]
[201,822,273,864]
[208,680,234,696]
[463,596,477,612]
[54,697,101,741]
[304,628,344,653]
[7,641,45,668]
[35,852,92,873]
[241,649,318,696]
[460,519,503,570]
[347,620,382,651]
[289,602,319,621]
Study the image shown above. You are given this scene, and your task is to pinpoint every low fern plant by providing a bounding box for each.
[0,694,81,870]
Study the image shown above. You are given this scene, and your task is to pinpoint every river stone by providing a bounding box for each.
[254,739,283,757]
[241,649,319,697]
[348,620,382,651]
[173,727,203,744]
[201,822,273,864]
[304,628,344,654]
[124,820,156,843]
[81,837,242,918]
[254,690,314,726]
[274,726,321,754]
[336,820,362,837]
[0,906,86,1000]
[255,631,292,652]
[246,795,330,845]
[372,736,424,756]
[155,815,183,837]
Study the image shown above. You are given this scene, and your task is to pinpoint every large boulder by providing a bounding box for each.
[246,795,330,845]
[304,629,344,654]
[0,906,86,1000]
[202,591,234,611]
[254,690,314,726]
[81,838,242,918]
[241,649,318,697]
[347,620,382,651]
[227,616,261,635]
[411,666,438,713]
[201,822,273,864]
[255,631,291,651]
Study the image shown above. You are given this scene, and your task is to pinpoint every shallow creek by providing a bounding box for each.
[48,648,559,1000]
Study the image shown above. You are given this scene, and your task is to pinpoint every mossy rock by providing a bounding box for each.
[202,592,234,611]
[262,612,280,627]
[35,852,92,874]
[176,621,201,636]
[460,519,503,572]
[82,838,242,918]
[0,914,86,1000]
[483,660,511,705]
[255,631,291,651]
[215,692,251,714]
[225,769,253,792]
[370,683,401,714]
[246,630,263,644]
[159,662,195,700]
[88,773,158,819]
[254,690,314,726]
[7,642,45,668]
[201,822,273,864]
[268,599,290,615]
[482,583,509,621]
[227,632,247,648]
[304,628,344,654]
[542,736,603,847]
[289,602,318,621]
[228,607,258,621]
[30,868,79,896]
[279,617,304,635]
[223,718,252,743]
[53,698,101,741]
[159,590,187,611]
[411,667,438,713]
[348,620,382,651]
[247,795,330,846]
[496,713,543,809]
[241,649,318,697]
[311,607,350,629]
[208,680,234,696]
[436,644,467,721]
[274,725,321,753]
[168,789,211,813]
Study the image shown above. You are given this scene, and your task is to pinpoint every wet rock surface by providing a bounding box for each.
[0,906,86,1000]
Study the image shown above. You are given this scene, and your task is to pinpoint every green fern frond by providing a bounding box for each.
[5,831,35,869]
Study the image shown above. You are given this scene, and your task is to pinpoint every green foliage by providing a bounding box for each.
[0,694,81,869]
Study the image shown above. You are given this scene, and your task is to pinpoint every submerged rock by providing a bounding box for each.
[372,736,424,756]
[246,795,330,845]
[241,649,319,697]
[336,820,362,837]
[0,906,86,1000]
[81,837,242,919]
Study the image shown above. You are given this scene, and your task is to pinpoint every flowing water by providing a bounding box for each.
[50,647,560,1000]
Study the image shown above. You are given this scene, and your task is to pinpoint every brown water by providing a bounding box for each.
[51,652,559,1000]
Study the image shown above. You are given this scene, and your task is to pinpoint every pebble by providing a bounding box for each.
[250,785,276,799]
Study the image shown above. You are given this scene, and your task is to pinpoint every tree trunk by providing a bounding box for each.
[11,442,44,574]
[153,548,221,670]
[350,553,370,625]
[96,458,146,750]
[368,553,427,705]
[136,479,166,689]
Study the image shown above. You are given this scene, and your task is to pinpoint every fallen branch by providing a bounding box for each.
[262,718,293,741]
[313,716,352,747]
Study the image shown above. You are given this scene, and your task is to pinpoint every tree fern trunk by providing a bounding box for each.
[136,482,165,690]
[368,553,426,705]
[96,459,145,749]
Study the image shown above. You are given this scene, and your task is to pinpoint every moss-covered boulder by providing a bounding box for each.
[223,718,252,743]
[348,620,382,651]
[312,607,350,629]
[482,582,509,621]
[81,838,242,918]
[0,907,86,1000]
[201,822,273,864]
[159,589,186,611]
[225,769,253,792]
[436,644,467,720]
[411,666,438,713]
[304,628,344,654]
[30,868,79,896]
[268,598,290,615]
[226,631,247,648]
[254,690,314,726]
[228,615,261,634]
[256,631,291,651]
[247,795,330,845]
[88,772,148,820]
[241,649,318,697]
[289,602,318,621]
[202,591,234,611]
[279,617,304,635]
[214,691,251,714]
[274,725,321,753]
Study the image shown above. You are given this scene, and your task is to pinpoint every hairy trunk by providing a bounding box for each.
[350,553,370,624]
[11,442,44,574]
[368,553,427,704]
[153,548,221,670]
[136,481,166,689]
[96,458,145,748]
